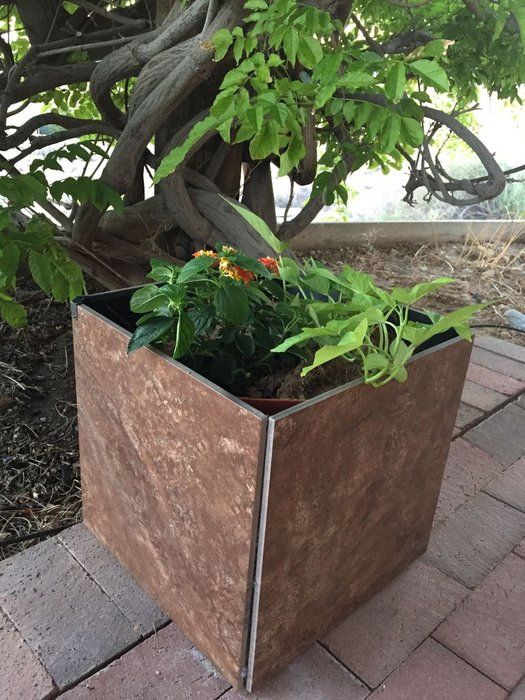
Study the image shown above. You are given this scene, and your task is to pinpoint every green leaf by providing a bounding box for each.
[420,39,447,58]
[385,62,406,101]
[342,100,356,121]
[271,326,339,353]
[51,270,69,302]
[228,252,271,277]
[421,302,489,342]
[337,70,375,90]
[147,258,179,283]
[50,178,123,212]
[127,316,173,354]
[0,174,48,208]
[215,278,249,324]
[363,352,389,372]
[28,251,53,293]
[410,59,449,92]
[221,197,286,254]
[297,36,323,70]
[510,2,525,45]
[367,106,389,140]
[249,121,279,159]
[154,115,217,183]
[312,52,343,83]
[401,117,424,146]
[0,242,20,282]
[173,312,195,359]
[188,305,215,334]
[381,113,401,153]
[212,28,233,61]
[130,285,168,313]
[244,0,268,9]
[391,277,454,305]
[283,28,300,65]
[177,254,216,283]
[0,298,27,327]
[160,283,185,306]
[301,319,368,375]
[278,134,306,176]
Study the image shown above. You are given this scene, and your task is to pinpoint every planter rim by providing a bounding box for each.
[73,293,468,421]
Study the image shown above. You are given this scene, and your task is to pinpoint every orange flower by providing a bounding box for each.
[193,249,218,259]
[236,267,255,285]
[259,257,279,275]
[219,258,254,285]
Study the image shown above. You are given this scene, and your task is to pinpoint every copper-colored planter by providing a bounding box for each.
[72,288,471,692]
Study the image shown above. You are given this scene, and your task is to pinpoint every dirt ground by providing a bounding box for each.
[1,238,523,558]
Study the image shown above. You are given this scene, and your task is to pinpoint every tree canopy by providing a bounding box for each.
[0,0,524,324]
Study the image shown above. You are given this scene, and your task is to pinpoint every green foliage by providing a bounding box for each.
[0,160,123,327]
[129,243,488,394]
[128,245,290,392]
[0,215,85,327]
[221,197,287,253]
[271,262,488,384]
[156,0,525,205]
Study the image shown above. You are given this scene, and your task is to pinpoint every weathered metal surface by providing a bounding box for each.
[246,338,472,690]
[73,305,267,688]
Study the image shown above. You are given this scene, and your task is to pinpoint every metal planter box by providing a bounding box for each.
[72,287,471,692]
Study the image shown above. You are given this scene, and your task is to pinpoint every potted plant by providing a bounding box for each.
[72,212,483,691]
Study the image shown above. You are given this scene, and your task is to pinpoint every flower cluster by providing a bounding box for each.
[259,257,279,275]
[219,258,255,285]
[193,250,218,259]
[192,248,279,286]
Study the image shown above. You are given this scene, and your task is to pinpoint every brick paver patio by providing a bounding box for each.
[1,335,524,699]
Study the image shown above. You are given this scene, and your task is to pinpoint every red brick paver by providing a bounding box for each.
[61,623,229,700]
[224,644,368,700]
[463,403,525,466]
[59,524,168,634]
[0,610,55,700]
[475,335,525,363]
[483,456,525,513]
[434,439,504,523]
[433,553,525,690]
[454,403,483,430]
[471,346,525,381]
[461,380,507,412]
[369,638,506,700]
[425,491,525,587]
[466,362,525,396]
[322,560,467,688]
[0,537,140,689]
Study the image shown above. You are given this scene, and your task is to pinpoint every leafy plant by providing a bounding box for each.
[0,166,125,327]
[271,262,486,386]
[155,0,449,205]
[129,238,488,394]
[0,215,85,327]
[128,245,302,393]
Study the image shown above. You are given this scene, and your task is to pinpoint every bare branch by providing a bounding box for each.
[65,0,149,27]
[2,113,118,149]
[350,93,506,205]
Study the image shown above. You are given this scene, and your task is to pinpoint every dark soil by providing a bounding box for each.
[247,357,362,400]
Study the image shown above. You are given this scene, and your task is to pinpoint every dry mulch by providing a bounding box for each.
[0,281,81,560]
[307,235,525,347]
[1,237,523,558]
